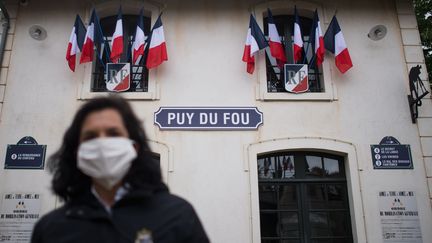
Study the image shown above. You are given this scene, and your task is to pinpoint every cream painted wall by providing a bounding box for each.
[0,0,431,242]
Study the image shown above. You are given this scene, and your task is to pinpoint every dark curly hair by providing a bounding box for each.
[48,95,164,202]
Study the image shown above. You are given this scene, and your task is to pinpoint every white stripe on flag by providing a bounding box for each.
[149,25,165,48]
[335,31,347,56]
[268,23,282,44]
[294,23,303,47]
[112,19,123,39]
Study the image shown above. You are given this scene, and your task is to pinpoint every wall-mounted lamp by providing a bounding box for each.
[408,65,430,123]
[29,25,47,41]
[368,25,387,41]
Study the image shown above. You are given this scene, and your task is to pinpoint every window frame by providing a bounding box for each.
[257,152,354,243]
[245,137,367,243]
[91,14,151,93]
[77,2,162,100]
[253,2,338,101]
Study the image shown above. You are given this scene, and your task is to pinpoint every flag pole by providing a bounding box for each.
[302,10,316,64]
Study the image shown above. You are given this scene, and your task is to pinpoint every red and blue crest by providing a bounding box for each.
[106,63,130,92]
[284,64,309,93]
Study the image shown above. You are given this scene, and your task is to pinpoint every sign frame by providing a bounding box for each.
[4,136,46,170]
[371,136,413,170]
[154,107,264,130]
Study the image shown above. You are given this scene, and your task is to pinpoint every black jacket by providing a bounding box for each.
[31,186,209,243]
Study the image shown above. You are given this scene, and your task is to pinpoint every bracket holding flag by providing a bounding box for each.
[407,65,430,123]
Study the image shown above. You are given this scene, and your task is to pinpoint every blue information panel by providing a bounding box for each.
[4,136,46,169]
[154,107,263,130]
[371,136,413,169]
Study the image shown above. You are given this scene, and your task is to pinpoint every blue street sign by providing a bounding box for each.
[154,107,263,130]
[371,136,413,169]
[4,136,46,169]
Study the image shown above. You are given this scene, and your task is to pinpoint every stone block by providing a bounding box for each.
[0,68,7,85]
[404,46,425,63]
[1,50,10,67]
[418,98,432,118]
[429,178,432,197]
[425,157,432,177]
[398,14,418,29]
[421,137,432,156]
[0,84,5,102]
[401,29,421,45]
[5,34,13,51]
[8,19,16,34]
[418,118,432,136]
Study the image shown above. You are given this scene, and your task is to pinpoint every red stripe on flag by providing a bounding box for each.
[146,42,168,69]
[316,37,325,66]
[242,45,255,74]
[335,48,353,73]
[66,43,76,71]
[133,44,144,64]
[269,40,287,64]
[293,44,302,63]
[111,36,123,63]
[80,38,94,64]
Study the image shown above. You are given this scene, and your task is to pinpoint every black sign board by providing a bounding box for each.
[371,136,413,169]
[4,137,46,169]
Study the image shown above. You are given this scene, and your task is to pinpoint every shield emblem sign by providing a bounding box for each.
[284,64,309,93]
[106,63,131,92]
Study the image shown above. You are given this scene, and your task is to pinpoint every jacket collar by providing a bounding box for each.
[64,182,168,220]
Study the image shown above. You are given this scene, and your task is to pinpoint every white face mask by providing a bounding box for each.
[77,137,137,190]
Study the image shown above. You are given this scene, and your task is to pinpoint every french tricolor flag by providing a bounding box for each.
[132,8,146,65]
[324,16,353,73]
[293,6,304,63]
[110,7,124,63]
[146,14,168,69]
[80,9,104,64]
[267,8,286,68]
[242,14,268,74]
[310,10,325,66]
[66,15,86,71]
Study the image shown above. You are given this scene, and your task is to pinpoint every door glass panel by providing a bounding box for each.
[279,185,297,209]
[280,212,300,237]
[323,158,340,177]
[260,212,278,237]
[327,184,345,208]
[258,158,277,179]
[259,185,277,210]
[329,211,350,236]
[258,152,352,243]
[280,155,295,179]
[311,240,332,243]
[306,156,324,178]
[333,238,351,243]
[307,184,325,209]
[309,212,329,237]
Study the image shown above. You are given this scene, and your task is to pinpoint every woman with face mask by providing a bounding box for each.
[31,96,209,243]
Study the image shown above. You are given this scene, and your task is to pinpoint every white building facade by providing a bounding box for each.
[0,0,431,242]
